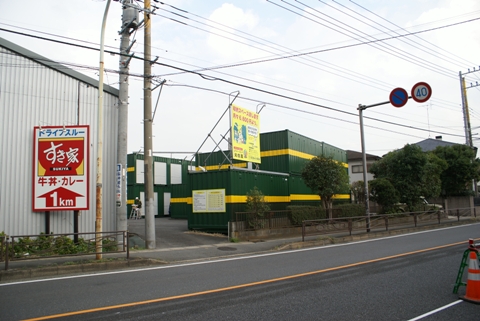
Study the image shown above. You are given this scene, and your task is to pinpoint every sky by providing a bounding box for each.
[1,0,480,160]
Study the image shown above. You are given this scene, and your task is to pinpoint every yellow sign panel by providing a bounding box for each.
[231,104,261,163]
[192,189,226,213]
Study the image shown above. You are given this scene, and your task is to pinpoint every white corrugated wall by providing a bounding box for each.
[0,45,119,236]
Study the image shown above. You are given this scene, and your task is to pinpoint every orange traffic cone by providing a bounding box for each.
[462,250,480,304]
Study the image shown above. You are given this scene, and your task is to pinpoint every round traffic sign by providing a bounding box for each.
[411,82,432,103]
[389,87,408,108]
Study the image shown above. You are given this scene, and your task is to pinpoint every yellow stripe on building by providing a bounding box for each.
[260,149,347,168]
[264,196,291,203]
[195,163,247,171]
[290,194,349,201]
[170,197,192,204]
[127,167,134,172]
[170,194,349,205]
[290,194,321,201]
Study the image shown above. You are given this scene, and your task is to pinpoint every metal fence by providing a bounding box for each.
[302,207,477,241]
[1,231,129,270]
[231,207,477,240]
[233,211,293,231]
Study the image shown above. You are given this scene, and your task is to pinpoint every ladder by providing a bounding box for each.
[453,249,474,293]
[129,206,140,220]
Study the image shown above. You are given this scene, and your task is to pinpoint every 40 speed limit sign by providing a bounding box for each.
[411,82,432,103]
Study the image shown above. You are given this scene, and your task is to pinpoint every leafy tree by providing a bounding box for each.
[350,181,365,205]
[432,145,480,196]
[369,178,398,213]
[301,156,350,220]
[423,152,447,198]
[370,144,443,212]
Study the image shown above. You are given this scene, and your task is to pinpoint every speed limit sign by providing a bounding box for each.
[411,82,432,103]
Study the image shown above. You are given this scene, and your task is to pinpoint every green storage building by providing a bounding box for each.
[127,129,349,232]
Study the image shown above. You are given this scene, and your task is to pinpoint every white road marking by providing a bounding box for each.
[407,300,463,321]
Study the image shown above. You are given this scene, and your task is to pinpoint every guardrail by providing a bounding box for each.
[1,231,129,270]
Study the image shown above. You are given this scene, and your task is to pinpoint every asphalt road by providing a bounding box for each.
[1,224,479,320]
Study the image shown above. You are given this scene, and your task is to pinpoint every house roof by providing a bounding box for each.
[0,36,119,97]
[346,150,381,161]
[413,138,458,152]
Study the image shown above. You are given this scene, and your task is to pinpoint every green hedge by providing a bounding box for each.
[334,204,366,217]
[287,204,366,225]
[287,206,326,225]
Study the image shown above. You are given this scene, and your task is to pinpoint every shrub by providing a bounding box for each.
[334,204,366,218]
[246,187,270,229]
[287,205,326,225]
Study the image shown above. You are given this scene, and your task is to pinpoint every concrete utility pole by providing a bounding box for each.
[96,0,112,260]
[459,68,480,196]
[144,0,156,249]
[459,70,477,147]
[116,0,138,247]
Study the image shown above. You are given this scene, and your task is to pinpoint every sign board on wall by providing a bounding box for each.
[192,189,226,213]
[32,126,89,211]
[231,105,261,163]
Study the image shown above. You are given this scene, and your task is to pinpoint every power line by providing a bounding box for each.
[0,26,467,139]
[269,0,459,79]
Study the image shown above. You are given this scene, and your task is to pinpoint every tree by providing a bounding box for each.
[301,156,350,220]
[432,145,480,196]
[350,181,365,205]
[370,144,444,212]
[369,178,398,213]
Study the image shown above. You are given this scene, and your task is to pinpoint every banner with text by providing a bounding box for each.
[231,104,261,163]
[32,125,90,211]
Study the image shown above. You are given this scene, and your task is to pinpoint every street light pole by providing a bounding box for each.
[96,0,112,260]
[357,99,401,233]
[358,104,370,232]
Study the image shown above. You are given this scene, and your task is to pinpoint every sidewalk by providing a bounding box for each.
[1,217,476,283]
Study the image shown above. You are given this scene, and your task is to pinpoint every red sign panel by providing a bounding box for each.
[32,126,89,211]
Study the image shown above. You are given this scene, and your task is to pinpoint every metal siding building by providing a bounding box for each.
[127,129,349,232]
[0,37,119,236]
[126,153,192,219]
[187,169,289,232]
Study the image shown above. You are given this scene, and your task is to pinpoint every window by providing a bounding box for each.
[136,159,144,183]
[170,163,182,184]
[351,165,363,173]
[154,162,167,185]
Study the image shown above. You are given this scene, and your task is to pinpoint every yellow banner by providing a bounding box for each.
[231,104,261,163]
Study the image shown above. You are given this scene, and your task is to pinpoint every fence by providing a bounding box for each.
[231,207,477,241]
[233,210,293,231]
[1,231,129,270]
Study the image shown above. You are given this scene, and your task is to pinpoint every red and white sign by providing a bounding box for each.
[411,82,432,103]
[32,126,90,211]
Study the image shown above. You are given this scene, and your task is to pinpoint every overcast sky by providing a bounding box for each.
[1,0,480,159]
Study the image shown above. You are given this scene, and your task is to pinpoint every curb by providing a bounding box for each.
[0,258,166,283]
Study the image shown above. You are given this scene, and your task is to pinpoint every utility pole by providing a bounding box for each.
[116,0,138,247]
[144,0,156,249]
[459,68,480,147]
[460,72,473,147]
[459,67,480,196]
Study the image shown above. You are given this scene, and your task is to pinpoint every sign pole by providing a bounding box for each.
[358,105,370,232]
[357,82,431,233]
[358,99,400,233]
